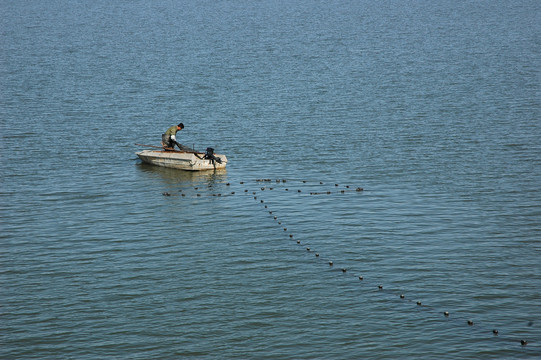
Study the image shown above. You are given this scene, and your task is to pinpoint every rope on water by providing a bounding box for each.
[161,178,535,350]
[246,179,534,349]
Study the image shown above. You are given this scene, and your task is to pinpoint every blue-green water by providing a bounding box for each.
[1,0,540,358]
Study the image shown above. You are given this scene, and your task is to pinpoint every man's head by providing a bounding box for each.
[178,123,184,130]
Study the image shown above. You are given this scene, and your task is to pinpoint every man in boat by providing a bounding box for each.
[162,123,185,150]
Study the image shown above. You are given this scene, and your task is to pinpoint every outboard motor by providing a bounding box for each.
[204,147,222,164]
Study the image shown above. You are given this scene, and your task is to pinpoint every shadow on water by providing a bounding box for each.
[136,161,228,188]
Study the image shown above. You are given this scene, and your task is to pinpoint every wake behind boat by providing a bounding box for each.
[136,144,228,171]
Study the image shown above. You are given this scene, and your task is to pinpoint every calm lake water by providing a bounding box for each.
[1,0,540,358]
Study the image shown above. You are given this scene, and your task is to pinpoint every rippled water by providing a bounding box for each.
[2,0,540,358]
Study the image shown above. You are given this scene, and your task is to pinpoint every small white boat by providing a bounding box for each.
[136,146,228,171]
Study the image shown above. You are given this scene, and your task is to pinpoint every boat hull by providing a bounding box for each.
[136,150,227,171]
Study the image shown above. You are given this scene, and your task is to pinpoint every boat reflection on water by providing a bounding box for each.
[136,161,228,190]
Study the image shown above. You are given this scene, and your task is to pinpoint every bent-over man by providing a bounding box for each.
[162,123,184,150]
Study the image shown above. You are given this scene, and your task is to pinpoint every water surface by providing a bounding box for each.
[1,0,540,358]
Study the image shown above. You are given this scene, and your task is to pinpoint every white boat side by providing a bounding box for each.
[136,150,228,171]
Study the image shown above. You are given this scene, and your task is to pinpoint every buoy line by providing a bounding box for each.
[245,179,534,349]
[161,178,536,350]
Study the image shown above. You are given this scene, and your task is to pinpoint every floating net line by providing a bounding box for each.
[162,178,537,351]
